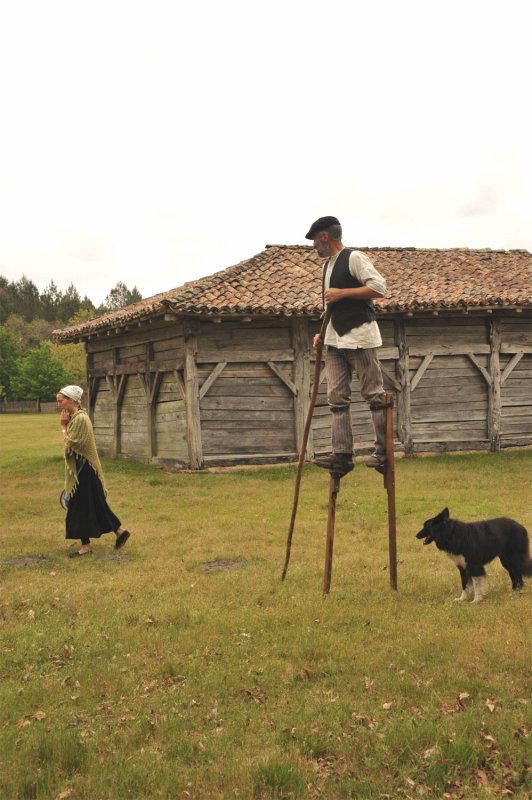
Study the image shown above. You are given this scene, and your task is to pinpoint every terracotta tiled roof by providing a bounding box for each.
[53,246,531,342]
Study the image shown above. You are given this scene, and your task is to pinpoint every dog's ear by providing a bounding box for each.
[442,508,449,518]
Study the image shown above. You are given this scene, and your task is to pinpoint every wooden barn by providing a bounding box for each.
[53,246,532,469]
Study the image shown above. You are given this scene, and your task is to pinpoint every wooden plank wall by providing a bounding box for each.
[406,317,490,452]
[197,320,297,463]
[87,318,186,464]
[499,316,532,447]
[120,374,148,459]
[92,379,114,455]
[153,372,188,464]
[85,311,531,468]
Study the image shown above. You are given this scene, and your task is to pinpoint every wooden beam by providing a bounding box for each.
[410,354,434,393]
[147,369,164,460]
[109,370,127,458]
[267,361,297,395]
[150,370,164,404]
[395,319,412,453]
[184,330,203,469]
[501,345,532,354]
[488,318,501,451]
[199,361,228,400]
[466,353,492,386]
[116,374,128,405]
[378,347,400,360]
[410,345,490,356]
[88,375,99,422]
[380,365,401,392]
[105,373,116,400]
[173,369,186,401]
[137,372,148,398]
[501,352,524,386]
[291,318,312,459]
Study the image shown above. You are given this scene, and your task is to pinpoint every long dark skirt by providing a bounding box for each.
[66,460,121,541]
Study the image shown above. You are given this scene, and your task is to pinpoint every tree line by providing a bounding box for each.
[0,275,142,402]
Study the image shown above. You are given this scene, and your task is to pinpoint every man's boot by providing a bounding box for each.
[312,453,354,476]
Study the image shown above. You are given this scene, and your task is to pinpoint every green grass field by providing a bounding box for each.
[0,414,530,799]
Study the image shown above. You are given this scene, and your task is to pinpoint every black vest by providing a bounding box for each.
[322,248,376,336]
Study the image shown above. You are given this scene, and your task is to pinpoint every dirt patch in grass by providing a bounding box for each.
[97,553,132,563]
[1,556,49,568]
[199,558,246,572]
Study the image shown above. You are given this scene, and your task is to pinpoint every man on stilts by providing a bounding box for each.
[306,216,388,477]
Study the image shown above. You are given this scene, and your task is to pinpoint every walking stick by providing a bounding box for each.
[384,392,397,590]
[323,471,341,594]
[281,306,332,581]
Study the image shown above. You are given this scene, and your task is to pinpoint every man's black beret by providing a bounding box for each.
[305,215,341,240]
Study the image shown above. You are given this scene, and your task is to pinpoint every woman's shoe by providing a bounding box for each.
[68,550,92,558]
[115,530,130,550]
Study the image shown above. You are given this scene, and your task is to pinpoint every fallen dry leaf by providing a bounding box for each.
[485,698,496,712]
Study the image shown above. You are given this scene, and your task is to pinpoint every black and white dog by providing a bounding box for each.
[416,508,531,602]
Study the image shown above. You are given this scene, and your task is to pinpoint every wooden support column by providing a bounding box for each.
[109,348,119,458]
[138,343,162,462]
[137,344,163,462]
[395,319,413,453]
[107,347,127,458]
[86,349,98,423]
[106,373,127,458]
[488,317,502,452]
[291,318,312,458]
[86,346,93,420]
[87,375,98,422]
[184,323,203,469]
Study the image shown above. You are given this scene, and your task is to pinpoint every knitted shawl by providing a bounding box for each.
[64,409,107,499]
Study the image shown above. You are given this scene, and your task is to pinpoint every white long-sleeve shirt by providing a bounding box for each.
[323,249,386,350]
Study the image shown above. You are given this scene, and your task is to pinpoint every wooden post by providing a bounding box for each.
[488,317,501,452]
[291,318,312,459]
[113,375,127,458]
[395,319,412,454]
[184,323,203,469]
[384,392,397,590]
[110,348,120,457]
[323,473,341,595]
[87,350,97,423]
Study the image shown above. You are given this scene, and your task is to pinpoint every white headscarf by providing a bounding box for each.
[59,385,84,404]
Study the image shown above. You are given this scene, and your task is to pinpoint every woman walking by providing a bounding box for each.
[57,385,131,558]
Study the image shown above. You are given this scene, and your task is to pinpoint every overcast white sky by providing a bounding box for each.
[0,0,530,305]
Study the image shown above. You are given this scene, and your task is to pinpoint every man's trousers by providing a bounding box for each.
[325,346,387,456]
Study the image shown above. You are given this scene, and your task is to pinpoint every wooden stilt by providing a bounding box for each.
[384,392,397,590]
[323,472,341,595]
[282,307,332,581]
